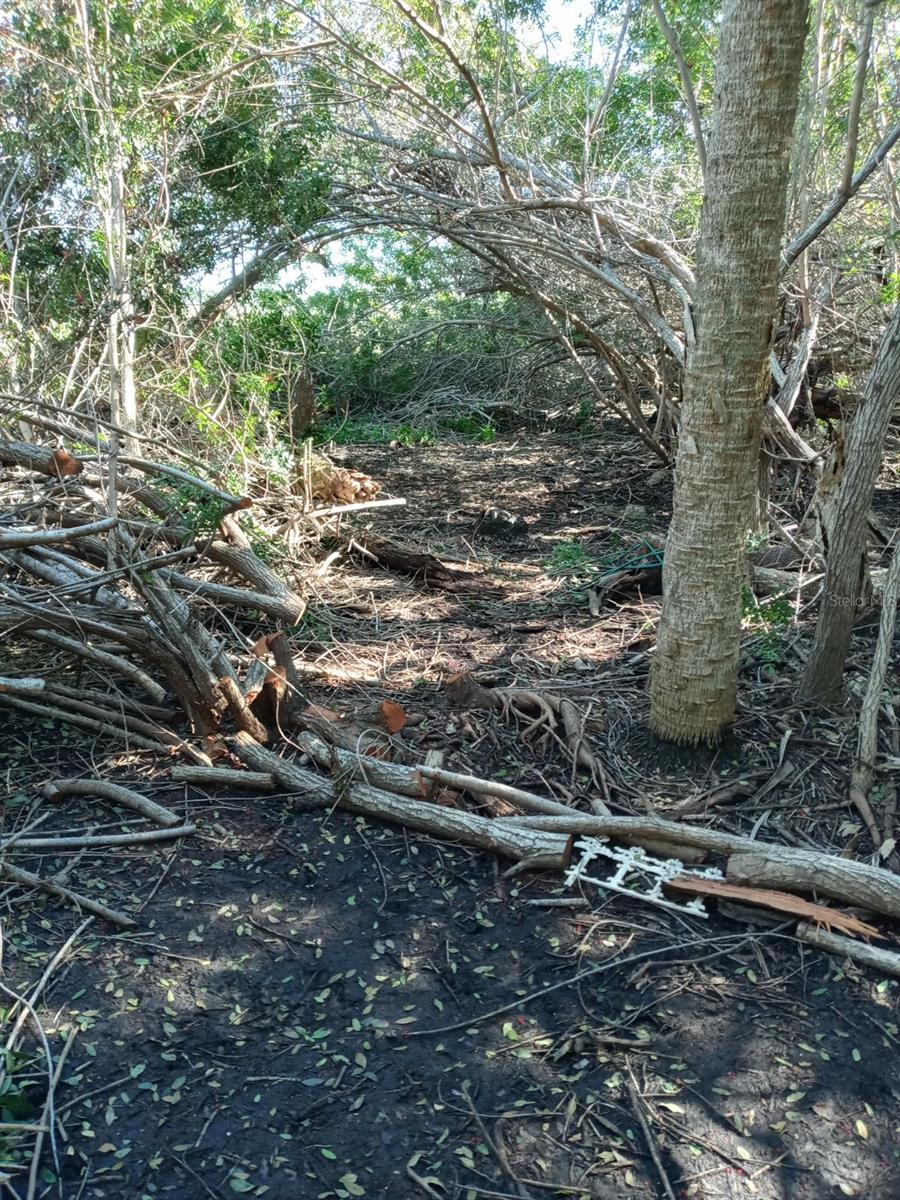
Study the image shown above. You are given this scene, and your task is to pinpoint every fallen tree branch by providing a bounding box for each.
[849,538,900,849]
[0,675,45,694]
[0,692,172,753]
[232,732,573,869]
[297,731,431,797]
[415,765,575,815]
[0,516,117,548]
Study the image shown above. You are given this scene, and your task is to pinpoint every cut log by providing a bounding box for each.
[795,922,900,978]
[171,766,276,790]
[727,849,900,923]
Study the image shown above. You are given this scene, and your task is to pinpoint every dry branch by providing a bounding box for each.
[0,692,171,753]
[0,516,116,548]
[43,778,181,828]
[0,825,196,852]
[415,765,575,815]
[0,862,135,928]
[0,676,45,694]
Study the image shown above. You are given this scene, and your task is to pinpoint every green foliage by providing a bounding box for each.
[880,272,900,307]
[155,480,232,539]
[544,540,592,575]
[315,417,436,447]
[444,415,496,442]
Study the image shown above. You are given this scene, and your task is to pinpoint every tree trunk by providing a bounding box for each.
[797,304,900,702]
[650,0,809,744]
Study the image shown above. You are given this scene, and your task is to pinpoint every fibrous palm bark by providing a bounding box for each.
[650,0,810,744]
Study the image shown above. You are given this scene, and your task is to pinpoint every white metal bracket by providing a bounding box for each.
[564,837,724,917]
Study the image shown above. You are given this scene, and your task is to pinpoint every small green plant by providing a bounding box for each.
[742,586,793,670]
[544,540,592,575]
[574,397,594,428]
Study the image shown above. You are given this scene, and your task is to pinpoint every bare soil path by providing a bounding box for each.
[3,431,899,1200]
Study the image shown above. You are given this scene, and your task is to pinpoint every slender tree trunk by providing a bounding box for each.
[797,305,900,702]
[650,0,809,744]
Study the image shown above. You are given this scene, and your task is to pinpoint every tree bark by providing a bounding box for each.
[797,305,900,702]
[650,0,809,743]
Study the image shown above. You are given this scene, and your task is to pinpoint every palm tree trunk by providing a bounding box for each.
[650,0,809,744]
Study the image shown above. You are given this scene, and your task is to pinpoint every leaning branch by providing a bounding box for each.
[782,120,900,273]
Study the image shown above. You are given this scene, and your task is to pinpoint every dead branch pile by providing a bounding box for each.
[0,418,384,750]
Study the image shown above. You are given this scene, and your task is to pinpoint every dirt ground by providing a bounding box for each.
[2,427,899,1200]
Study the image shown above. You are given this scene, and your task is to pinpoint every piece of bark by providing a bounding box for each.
[667,875,880,939]
[795,922,900,978]
[171,766,276,790]
[232,733,572,869]
[43,778,181,828]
